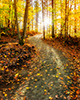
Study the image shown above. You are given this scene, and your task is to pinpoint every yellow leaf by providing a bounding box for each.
[56,75,58,78]
[50,69,52,71]
[35,79,37,81]
[67,76,70,79]
[35,86,37,88]
[1,67,4,71]
[37,73,40,76]
[4,94,7,97]
[35,67,37,69]
[15,73,19,77]
[25,77,28,79]
[26,87,29,89]
[51,84,53,86]
[4,55,7,57]
[44,89,47,92]
[45,70,47,72]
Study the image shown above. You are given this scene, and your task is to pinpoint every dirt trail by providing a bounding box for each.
[4,34,72,100]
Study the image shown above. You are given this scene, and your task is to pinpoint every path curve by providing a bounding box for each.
[11,34,71,100]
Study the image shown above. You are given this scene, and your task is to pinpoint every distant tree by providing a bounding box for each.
[60,0,62,36]
[54,0,56,34]
[0,24,1,40]
[34,0,39,32]
[31,0,34,30]
[74,0,77,34]
[42,0,45,39]
[14,0,29,45]
[27,0,30,31]
[65,0,68,38]
[22,0,29,44]
[14,0,21,41]
[52,0,55,38]
[8,0,11,28]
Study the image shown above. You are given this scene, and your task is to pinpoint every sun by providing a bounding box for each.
[44,17,51,25]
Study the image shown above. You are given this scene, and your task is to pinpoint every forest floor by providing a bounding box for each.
[0,33,80,100]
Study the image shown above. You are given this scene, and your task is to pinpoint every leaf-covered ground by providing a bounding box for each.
[0,34,80,100]
[0,35,37,99]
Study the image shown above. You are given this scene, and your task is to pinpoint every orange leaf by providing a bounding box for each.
[76,90,79,94]
[23,96,26,100]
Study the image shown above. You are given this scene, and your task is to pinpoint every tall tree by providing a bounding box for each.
[14,0,21,41]
[54,0,56,34]
[52,0,55,37]
[31,0,34,30]
[65,0,68,37]
[74,0,77,34]
[22,0,29,44]
[35,0,39,32]
[42,0,45,39]
[8,0,11,28]
[0,24,1,40]
[60,0,63,35]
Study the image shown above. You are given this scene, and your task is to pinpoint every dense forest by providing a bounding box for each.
[0,0,80,100]
[0,0,80,42]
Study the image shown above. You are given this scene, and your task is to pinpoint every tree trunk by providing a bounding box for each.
[14,0,21,40]
[0,25,1,40]
[60,0,62,36]
[32,10,33,30]
[21,0,29,45]
[65,0,68,38]
[42,0,45,39]
[36,11,38,32]
[35,0,38,32]
[8,0,11,28]
[54,0,56,34]
[74,0,77,34]
[52,0,55,38]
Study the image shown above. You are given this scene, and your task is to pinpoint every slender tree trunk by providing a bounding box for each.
[22,0,29,44]
[65,0,68,38]
[8,0,11,28]
[42,0,45,39]
[54,0,56,34]
[14,0,21,40]
[36,11,38,32]
[11,0,15,36]
[60,0,62,36]
[32,10,33,30]
[5,16,7,27]
[0,24,1,40]
[31,0,34,31]
[49,11,50,34]
[35,0,38,32]
[12,10,15,36]
[47,0,49,33]
[27,0,30,31]
[52,0,55,38]
[67,0,69,36]
[74,0,77,34]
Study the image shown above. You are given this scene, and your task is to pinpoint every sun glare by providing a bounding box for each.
[44,17,51,25]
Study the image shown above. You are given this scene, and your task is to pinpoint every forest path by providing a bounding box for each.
[11,34,71,100]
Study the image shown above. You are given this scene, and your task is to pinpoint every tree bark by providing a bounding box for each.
[52,0,55,38]
[65,0,68,38]
[14,0,21,40]
[60,0,63,36]
[22,0,29,44]
[74,0,77,34]
[0,25,1,40]
[42,0,45,39]
[8,0,11,28]
[35,0,38,32]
